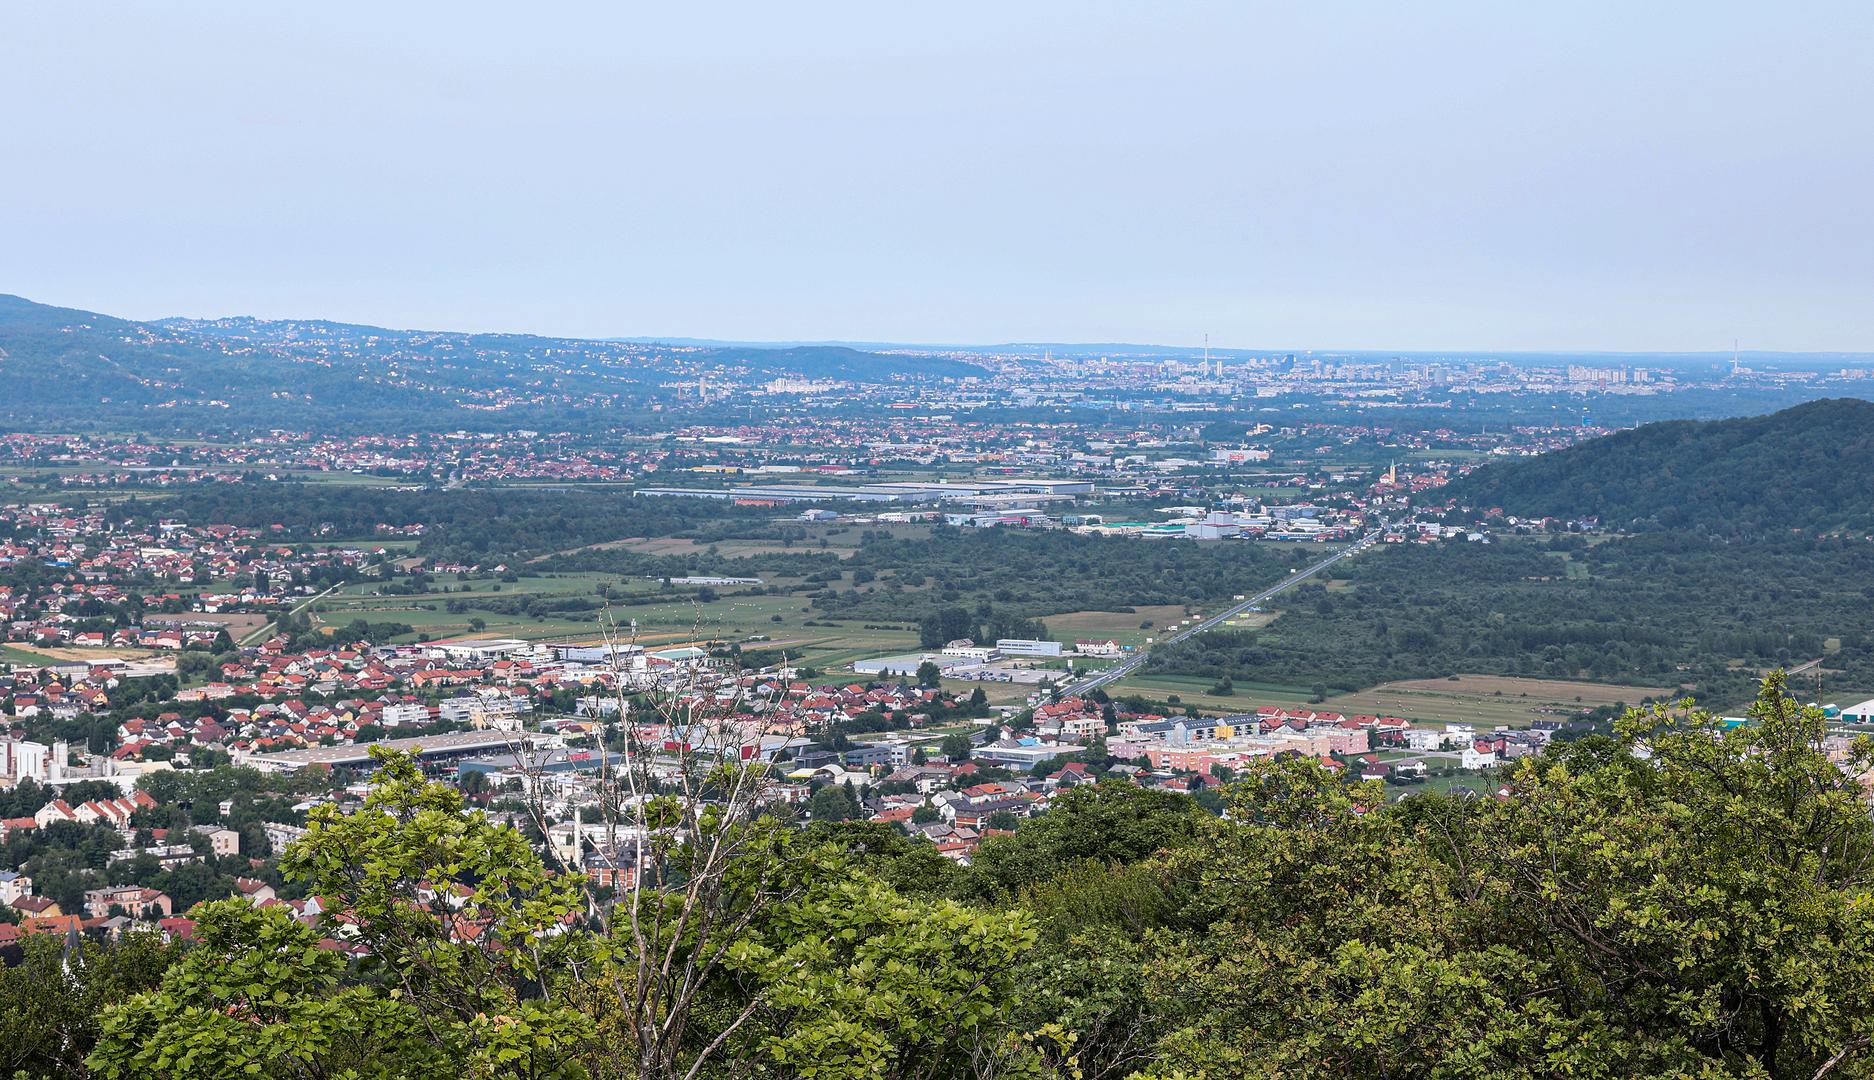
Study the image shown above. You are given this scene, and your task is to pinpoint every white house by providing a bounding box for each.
[0,870,33,904]
[940,640,998,662]
[1459,746,1498,770]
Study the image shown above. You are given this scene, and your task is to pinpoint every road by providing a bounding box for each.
[1051,530,1383,701]
[240,583,343,646]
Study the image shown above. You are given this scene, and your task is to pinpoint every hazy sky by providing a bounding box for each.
[3,3,1871,350]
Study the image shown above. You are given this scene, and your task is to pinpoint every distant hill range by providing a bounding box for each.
[0,294,984,431]
[1443,397,1874,535]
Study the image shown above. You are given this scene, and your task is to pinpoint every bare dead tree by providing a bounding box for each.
[494,600,816,1079]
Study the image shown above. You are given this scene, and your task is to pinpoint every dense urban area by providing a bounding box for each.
[6,295,1874,1077]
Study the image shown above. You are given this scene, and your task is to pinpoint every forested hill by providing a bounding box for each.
[0,293,983,433]
[1443,397,1874,534]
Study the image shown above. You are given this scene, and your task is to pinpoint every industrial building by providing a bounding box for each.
[634,478,1096,505]
[239,731,538,774]
[995,639,1063,658]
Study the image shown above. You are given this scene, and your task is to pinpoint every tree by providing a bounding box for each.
[807,783,857,822]
[940,733,973,761]
[95,749,593,1079]
[964,782,1207,901]
[916,660,942,689]
[1140,675,1874,1079]
[90,902,477,1079]
[917,606,975,649]
[731,876,1038,1077]
[1,931,174,1078]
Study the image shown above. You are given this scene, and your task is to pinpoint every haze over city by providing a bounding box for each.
[4,1,1872,350]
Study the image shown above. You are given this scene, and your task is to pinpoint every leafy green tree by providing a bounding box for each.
[964,782,1206,901]
[800,822,966,900]
[1139,675,1874,1079]
[807,783,858,822]
[1,931,175,1078]
[90,902,469,1079]
[93,749,593,1079]
[725,875,1039,1078]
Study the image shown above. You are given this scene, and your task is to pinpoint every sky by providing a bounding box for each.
[2,2,1871,351]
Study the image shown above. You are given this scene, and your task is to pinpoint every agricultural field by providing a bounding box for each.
[532,522,929,565]
[1318,674,1676,729]
[1106,671,1676,730]
[1,644,68,667]
[1040,605,1192,650]
[8,645,163,664]
[309,569,922,674]
[1106,672,1318,714]
[151,611,272,638]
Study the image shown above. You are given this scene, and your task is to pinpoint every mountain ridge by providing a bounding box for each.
[0,293,985,431]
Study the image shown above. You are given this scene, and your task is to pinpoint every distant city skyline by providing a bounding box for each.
[3,2,1871,351]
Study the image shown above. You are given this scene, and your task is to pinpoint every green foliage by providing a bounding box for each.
[825,527,1295,629]
[279,749,588,1019]
[1151,533,1874,705]
[0,931,175,1078]
[963,782,1208,901]
[1137,675,1874,1078]
[916,660,943,688]
[1444,397,1874,535]
[89,901,456,1079]
[732,876,1039,1078]
[798,821,967,900]
[94,749,593,1079]
[806,783,861,822]
[69,676,1874,1079]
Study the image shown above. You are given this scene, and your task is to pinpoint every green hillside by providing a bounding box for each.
[1443,397,1874,534]
[0,294,982,433]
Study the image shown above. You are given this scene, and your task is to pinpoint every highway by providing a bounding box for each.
[1052,530,1382,701]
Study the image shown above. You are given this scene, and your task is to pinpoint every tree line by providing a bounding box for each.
[1151,532,1874,707]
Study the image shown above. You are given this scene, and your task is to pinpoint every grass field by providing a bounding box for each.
[530,536,856,564]
[1040,605,1191,650]
[1,644,69,667]
[1320,675,1674,729]
[1107,671,1677,729]
[927,678,1035,708]
[530,522,929,565]
[1107,672,1317,714]
[311,570,921,673]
